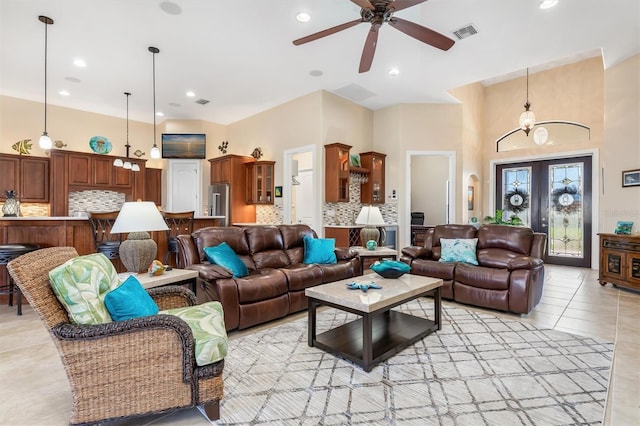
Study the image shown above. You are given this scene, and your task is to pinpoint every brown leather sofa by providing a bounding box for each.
[177,224,360,331]
[400,224,546,314]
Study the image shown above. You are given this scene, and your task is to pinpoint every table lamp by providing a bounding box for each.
[355,205,385,248]
[111,201,169,273]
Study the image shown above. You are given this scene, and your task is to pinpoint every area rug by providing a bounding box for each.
[216,299,613,425]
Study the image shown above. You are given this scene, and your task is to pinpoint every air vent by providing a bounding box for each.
[453,24,478,40]
[195,98,210,105]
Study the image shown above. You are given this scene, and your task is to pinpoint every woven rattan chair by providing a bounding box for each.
[7,247,224,425]
[163,211,195,267]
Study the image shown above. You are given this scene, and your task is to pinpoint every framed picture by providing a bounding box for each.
[467,186,474,210]
[349,154,361,167]
[615,221,633,235]
[622,169,640,187]
[275,186,282,198]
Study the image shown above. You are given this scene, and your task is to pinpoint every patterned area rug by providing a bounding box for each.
[217,299,613,425]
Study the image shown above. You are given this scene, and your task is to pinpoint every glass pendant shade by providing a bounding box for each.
[123,161,132,170]
[39,132,52,149]
[519,108,536,135]
[150,145,161,159]
[113,158,124,167]
[131,163,140,172]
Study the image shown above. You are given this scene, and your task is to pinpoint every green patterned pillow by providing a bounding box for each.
[49,253,120,325]
[161,302,228,366]
[439,238,479,265]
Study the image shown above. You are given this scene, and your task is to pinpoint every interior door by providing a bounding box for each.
[496,156,592,267]
[167,160,200,213]
[294,170,314,225]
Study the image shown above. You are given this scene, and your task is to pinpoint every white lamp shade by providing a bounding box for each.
[150,145,161,159]
[113,158,124,167]
[111,201,168,234]
[39,133,52,149]
[355,206,385,226]
[131,163,140,172]
[123,161,132,170]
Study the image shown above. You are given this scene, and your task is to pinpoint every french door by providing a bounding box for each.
[496,156,592,267]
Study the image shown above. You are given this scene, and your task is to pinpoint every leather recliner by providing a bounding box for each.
[400,224,546,314]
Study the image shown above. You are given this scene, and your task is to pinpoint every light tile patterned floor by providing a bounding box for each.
[0,264,638,425]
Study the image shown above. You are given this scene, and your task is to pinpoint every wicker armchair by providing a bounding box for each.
[7,247,224,425]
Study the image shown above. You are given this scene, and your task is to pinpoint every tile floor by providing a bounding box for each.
[0,264,638,425]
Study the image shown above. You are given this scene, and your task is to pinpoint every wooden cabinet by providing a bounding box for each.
[50,150,146,216]
[360,151,385,204]
[0,154,49,202]
[245,161,275,204]
[209,155,256,224]
[599,233,640,290]
[325,143,352,202]
[145,168,162,206]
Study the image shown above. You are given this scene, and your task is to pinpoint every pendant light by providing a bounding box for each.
[38,16,54,150]
[518,68,536,136]
[114,92,140,171]
[149,47,161,159]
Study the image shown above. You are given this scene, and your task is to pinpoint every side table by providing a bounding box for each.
[119,268,199,293]
[350,246,398,275]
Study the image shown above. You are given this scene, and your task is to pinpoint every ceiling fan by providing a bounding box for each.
[293,0,455,73]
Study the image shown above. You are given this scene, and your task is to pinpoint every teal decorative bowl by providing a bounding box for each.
[370,260,411,279]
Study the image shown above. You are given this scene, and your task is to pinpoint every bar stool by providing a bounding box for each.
[0,243,40,315]
[88,211,122,260]
[163,211,194,268]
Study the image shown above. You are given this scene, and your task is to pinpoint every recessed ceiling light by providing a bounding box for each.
[73,58,86,67]
[539,0,559,9]
[59,90,70,96]
[309,70,323,77]
[156,111,164,117]
[388,68,400,76]
[186,91,195,97]
[296,12,311,22]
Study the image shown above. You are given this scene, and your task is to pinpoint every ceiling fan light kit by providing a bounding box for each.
[292,0,455,73]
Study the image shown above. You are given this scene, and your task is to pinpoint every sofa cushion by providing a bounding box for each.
[439,238,479,265]
[408,259,457,281]
[455,262,510,290]
[104,275,159,321]
[234,269,288,303]
[194,226,254,268]
[204,242,249,278]
[49,253,120,325]
[280,224,316,264]
[303,236,337,264]
[161,301,228,366]
[477,224,533,255]
[431,225,478,260]
[280,263,323,291]
[246,226,292,269]
[318,262,355,283]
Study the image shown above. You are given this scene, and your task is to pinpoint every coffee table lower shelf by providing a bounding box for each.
[310,309,439,372]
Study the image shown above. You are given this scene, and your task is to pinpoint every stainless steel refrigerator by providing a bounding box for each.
[208,183,230,226]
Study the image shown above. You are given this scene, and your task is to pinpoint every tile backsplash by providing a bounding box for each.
[68,190,126,215]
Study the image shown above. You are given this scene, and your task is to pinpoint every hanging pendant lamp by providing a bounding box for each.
[38,15,54,150]
[149,47,161,159]
[518,68,536,136]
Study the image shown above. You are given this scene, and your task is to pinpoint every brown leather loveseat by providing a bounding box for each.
[400,224,546,314]
[177,224,360,331]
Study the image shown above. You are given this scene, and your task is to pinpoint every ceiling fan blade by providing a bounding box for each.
[359,26,380,73]
[351,0,374,10]
[388,17,455,51]
[293,19,363,45]
[386,0,429,12]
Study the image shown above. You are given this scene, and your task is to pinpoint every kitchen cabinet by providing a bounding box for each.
[599,233,640,290]
[145,167,162,206]
[209,154,256,223]
[50,150,146,216]
[360,151,385,204]
[325,143,353,202]
[0,154,49,202]
[245,161,275,204]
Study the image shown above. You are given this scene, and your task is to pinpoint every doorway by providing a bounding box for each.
[167,159,201,213]
[283,145,317,231]
[495,156,592,267]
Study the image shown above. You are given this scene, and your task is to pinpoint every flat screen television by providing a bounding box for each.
[161,133,206,159]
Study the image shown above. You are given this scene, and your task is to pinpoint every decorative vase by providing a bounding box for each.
[2,190,20,217]
[366,239,378,250]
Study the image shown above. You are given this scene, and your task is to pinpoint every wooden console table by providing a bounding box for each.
[598,233,640,290]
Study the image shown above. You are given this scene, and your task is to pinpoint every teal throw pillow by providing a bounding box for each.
[439,238,479,265]
[204,242,249,278]
[303,236,337,264]
[104,275,159,321]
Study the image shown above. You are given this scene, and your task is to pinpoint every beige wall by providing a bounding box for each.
[602,55,640,234]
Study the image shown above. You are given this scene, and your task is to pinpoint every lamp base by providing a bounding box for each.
[360,226,380,249]
[118,231,158,273]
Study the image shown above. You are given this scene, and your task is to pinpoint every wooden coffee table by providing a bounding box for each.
[305,273,442,372]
